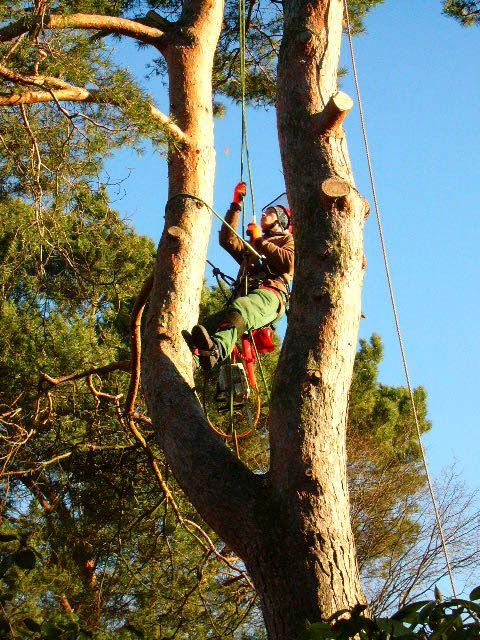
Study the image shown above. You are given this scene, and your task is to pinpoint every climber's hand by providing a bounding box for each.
[246,221,262,243]
[233,182,247,205]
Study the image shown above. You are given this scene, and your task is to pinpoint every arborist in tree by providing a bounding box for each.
[189,182,294,370]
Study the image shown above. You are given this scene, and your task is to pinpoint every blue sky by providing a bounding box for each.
[105,3,480,493]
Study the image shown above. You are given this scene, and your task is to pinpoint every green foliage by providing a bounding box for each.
[443,0,480,26]
[0,191,154,401]
[305,587,480,639]
[0,193,256,638]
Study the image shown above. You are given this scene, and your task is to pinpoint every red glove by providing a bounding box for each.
[233,182,247,205]
[246,221,262,243]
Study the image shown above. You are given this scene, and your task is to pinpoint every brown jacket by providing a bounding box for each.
[219,203,294,297]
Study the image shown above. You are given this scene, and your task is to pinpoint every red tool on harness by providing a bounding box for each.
[232,328,275,388]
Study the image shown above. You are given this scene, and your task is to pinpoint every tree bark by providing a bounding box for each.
[246,0,368,635]
[141,0,262,556]
[2,0,369,636]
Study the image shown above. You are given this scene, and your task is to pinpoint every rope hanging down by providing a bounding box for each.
[342,0,457,597]
[238,0,257,227]
[238,0,271,403]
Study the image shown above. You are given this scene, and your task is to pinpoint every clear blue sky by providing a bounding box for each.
[105,3,480,493]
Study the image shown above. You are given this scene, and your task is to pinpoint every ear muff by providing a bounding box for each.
[272,205,291,231]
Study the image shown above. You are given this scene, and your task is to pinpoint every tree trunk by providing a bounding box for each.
[247,0,368,635]
[143,0,368,637]
[142,0,262,553]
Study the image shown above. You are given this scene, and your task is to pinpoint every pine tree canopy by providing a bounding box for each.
[443,0,480,26]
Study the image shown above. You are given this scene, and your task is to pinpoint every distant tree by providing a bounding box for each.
[443,0,480,25]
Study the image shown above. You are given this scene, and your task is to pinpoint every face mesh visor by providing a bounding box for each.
[262,192,289,212]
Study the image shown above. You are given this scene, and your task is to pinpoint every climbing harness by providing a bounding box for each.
[198,259,275,440]
[343,0,457,597]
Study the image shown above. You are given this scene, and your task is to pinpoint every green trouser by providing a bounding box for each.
[213,288,283,359]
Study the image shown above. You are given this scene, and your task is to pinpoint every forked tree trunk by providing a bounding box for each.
[143,0,367,638]
[1,0,367,637]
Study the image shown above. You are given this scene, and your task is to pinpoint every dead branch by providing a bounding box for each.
[5,441,140,478]
[124,273,154,417]
[59,594,75,614]
[184,518,255,590]
[1,33,26,60]
[39,359,131,388]
[87,375,123,402]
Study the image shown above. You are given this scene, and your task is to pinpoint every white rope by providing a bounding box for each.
[342,0,458,598]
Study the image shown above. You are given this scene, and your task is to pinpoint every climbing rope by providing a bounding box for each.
[238,0,257,226]
[168,5,275,445]
[166,193,262,260]
[343,0,457,597]
[238,0,271,407]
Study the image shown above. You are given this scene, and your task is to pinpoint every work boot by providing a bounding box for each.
[190,324,220,371]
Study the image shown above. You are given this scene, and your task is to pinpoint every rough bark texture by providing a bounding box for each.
[0,0,369,636]
[256,0,367,635]
[141,0,262,557]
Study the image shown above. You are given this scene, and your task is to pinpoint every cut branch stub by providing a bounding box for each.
[320,91,354,135]
[321,177,350,200]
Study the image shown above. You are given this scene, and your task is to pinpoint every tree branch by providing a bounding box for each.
[0,62,84,91]
[125,273,154,417]
[0,65,188,144]
[318,91,354,135]
[0,13,166,47]
[0,88,92,105]
[39,360,131,387]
